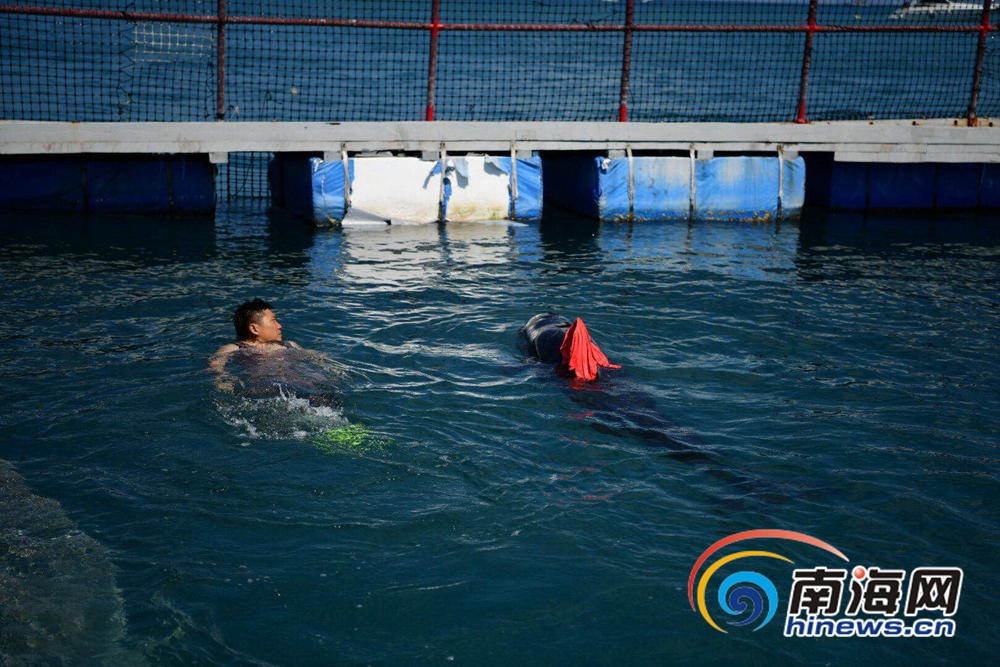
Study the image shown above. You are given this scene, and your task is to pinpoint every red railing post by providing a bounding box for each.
[968,0,993,125]
[795,0,819,124]
[216,0,226,119]
[618,0,635,122]
[426,0,441,121]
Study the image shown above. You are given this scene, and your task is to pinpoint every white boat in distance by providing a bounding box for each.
[890,0,993,21]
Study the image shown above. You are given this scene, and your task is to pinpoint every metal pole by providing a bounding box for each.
[216,0,226,119]
[510,142,518,220]
[795,0,819,124]
[618,0,635,122]
[968,0,993,125]
[426,0,441,121]
[438,142,447,220]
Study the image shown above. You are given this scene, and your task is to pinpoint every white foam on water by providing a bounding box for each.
[217,386,347,441]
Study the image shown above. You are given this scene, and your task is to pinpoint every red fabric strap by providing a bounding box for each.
[559,318,621,381]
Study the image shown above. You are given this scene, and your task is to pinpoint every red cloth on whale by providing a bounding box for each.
[559,318,621,381]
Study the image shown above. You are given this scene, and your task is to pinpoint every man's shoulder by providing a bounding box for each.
[213,343,240,356]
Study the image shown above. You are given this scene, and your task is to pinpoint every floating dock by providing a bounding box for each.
[2,120,999,220]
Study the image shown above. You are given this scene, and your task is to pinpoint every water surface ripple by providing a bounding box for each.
[1,208,998,664]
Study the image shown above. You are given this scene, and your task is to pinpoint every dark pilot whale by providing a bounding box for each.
[517,313,620,381]
[517,312,712,456]
[516,314,812,504]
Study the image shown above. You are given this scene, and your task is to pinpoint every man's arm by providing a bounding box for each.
[208,344,240,392]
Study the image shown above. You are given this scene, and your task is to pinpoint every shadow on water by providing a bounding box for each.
[0,461,145,666]
[798,208,1000,253]
[264,205,317,265]
[0,210,216,263]
[794,209,1000,285]
[211,204,319,287]
[537,203,604,265]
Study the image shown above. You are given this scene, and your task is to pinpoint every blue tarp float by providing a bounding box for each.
[0,155,214,214]
[482,156,543,221]
[268,153,353,222]
[805,157,1000,210]
[544,154,806,222]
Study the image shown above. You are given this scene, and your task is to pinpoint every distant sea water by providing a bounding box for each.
[1,205,998,664]
[2,0,999,123]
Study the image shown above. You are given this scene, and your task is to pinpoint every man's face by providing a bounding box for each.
[250,309,282,343]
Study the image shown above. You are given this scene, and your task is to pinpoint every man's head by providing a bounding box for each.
[233,298,283,343]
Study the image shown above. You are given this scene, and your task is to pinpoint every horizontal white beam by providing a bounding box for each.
[835,151,1000,163]
[2,120,999,162]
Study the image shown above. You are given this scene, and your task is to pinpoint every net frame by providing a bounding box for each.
[1,1,995,124]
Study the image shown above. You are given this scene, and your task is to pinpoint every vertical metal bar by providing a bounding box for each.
[626,144,635,220]
[216,0,226,119]
[438,142,447,221]
[968,0,993,125]
[795,0,819,124]
[510,142,518,220]
[618,0,635,122]
[426,0,441,121]
[688,145,696,220]
[777,145,785,217]
[341,143,351,217]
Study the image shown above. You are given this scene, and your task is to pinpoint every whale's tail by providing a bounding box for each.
[560,318,621,381]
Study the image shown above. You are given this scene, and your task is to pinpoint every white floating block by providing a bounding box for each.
[351,157,441,224]
[269,154,543,224]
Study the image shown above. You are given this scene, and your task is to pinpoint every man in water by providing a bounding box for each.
[210,298,341,394]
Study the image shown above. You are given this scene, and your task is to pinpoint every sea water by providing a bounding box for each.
[1,206,998,664]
